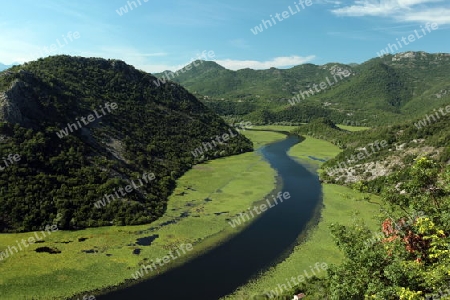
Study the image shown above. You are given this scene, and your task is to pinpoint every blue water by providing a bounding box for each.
[98,135,323,299]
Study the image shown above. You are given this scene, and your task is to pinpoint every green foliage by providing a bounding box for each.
[0,55,253,232]
[288,158,450,299]
[300,111,450,187]
[169,52,450,127]
[290,117,348,148]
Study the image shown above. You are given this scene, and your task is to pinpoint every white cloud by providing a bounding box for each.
[331,0,450,24]
[213,55,316,70]
[0,33,313,74]
[137,55,316,73]
[332,0,401,16]
[395,8,450,24]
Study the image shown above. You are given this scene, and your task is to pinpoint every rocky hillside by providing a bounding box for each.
[307,115,450,188]
[0,55,253,232]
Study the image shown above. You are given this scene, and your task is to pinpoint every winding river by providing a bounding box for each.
[98,134,323,299]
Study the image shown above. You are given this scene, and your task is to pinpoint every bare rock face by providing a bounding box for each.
[391,51,450,62]
[0,71,46,128]
[329,64,353,77]
[0,81,26,124]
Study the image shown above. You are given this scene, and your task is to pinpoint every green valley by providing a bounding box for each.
[2,1,450,298]
[0,128,282,300]
[1,51,449,300]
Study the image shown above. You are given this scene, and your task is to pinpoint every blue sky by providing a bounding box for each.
[0,0,449,72]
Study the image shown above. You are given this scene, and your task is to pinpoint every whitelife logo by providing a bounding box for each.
[414,104,450,129]
[376,22,439,57]
[94,172,155,209]
[29,31,80,59]
[325,140,388,176]
[56,102,118,139]
[0,153,20,172]
[191,122,252,159]
[75,296,95,300]
[131,243,193,280]
[0,225,58,261]
[152,50,216,87]
[116,0,149,16]
[250,0,312,35]
[363,211,427,248]
[265,262,328,298]
[228,191,291,228]
[288,70,352,106]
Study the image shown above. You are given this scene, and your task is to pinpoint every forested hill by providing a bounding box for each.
[0,55,253,233]
[162,52,450,126]
[291,115,450,187]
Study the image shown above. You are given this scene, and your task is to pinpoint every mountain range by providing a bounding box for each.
[157,51,450,126]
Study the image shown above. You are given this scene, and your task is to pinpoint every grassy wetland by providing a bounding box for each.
[0,128,285,300]
[0,125,377,300]
[222,131,382,300]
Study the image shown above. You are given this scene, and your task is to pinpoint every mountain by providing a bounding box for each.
[158,52,450,126]
[291,114,450,188]
[0,55,253,232]
[157,60,353,99]
[0,63,18,72]
[0,63,13,71]
[154,61,238,96]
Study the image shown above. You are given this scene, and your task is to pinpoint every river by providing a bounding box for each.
[98,134,323,299]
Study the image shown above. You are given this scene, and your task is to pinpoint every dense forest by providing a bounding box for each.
[0,55,253,232]
[167,52,450,127]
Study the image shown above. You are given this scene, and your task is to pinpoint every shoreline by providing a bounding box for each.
[80,132,309,300]
[0,137,279,300]
[64,130,288,300]
[221,136,381,299]
[83,173,287,300]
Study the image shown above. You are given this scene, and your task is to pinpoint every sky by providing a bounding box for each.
[0,0,449,73]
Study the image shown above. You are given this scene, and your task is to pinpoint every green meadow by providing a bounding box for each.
[222,183,382,300]
[0,129,286,300]
[288,136,341,169]
[242,128,288,149]
[0,125,371,300]
[222,135,382,299]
